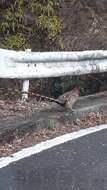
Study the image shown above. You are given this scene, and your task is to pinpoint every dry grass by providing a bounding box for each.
[0,111,107,157]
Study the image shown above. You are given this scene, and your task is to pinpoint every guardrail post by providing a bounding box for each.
[22,49,31,101]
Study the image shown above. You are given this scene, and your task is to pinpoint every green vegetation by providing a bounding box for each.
[0,1,103,97]
[47,119,55,130]
[0,0,62,50]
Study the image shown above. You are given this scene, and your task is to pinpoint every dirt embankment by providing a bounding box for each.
[59,0,107,50]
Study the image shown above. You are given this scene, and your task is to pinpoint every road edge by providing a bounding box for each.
[0,124,107,169]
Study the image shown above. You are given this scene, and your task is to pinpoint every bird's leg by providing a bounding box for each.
[66,107,75,112]
[71,108,75,112]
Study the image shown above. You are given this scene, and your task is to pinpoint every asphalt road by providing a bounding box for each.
[0,128,107,190]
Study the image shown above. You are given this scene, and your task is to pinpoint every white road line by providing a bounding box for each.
[0,124,107,169]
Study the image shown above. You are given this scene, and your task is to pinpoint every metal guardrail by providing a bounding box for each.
[0,48,107,100]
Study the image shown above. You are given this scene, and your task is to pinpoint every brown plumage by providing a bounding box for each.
[29,86,80,110]
[57,86,80,110]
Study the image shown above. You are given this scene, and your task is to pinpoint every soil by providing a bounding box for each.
[59,0,107,51]
[0,111,107,158]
